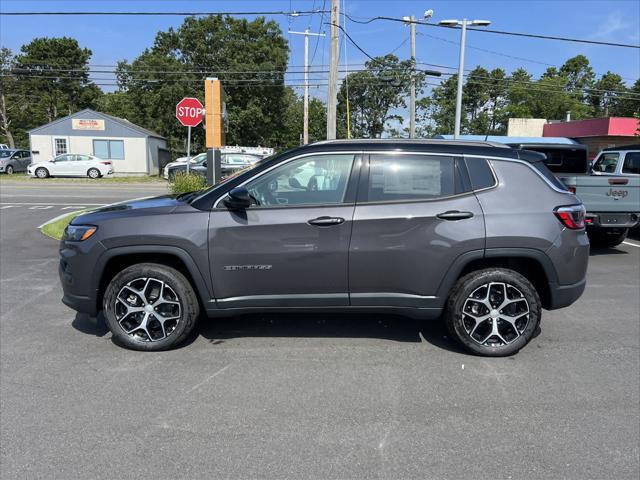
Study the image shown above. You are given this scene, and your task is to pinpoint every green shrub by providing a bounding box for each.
[169,172,207,194]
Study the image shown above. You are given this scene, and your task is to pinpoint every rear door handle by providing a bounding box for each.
[436,210,474,220]
[308,216,345,226]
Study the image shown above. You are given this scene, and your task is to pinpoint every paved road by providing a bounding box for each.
[1,184,639,479]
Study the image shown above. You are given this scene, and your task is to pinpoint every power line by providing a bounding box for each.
[0,9,329,16]
[343,14,640,49]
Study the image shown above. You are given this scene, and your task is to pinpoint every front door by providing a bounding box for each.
[349,152,485,308]
[52,154,74,175]
[209,153,359,308]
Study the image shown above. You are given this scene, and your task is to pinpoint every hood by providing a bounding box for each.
[71,194,186,224]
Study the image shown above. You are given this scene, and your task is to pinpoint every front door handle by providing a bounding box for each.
[436,210,474,220]
[308,216,345,226]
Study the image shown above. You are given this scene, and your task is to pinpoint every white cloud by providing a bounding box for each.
[592,10,639,40]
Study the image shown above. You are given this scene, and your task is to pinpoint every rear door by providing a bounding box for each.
[208,152,360,308]
[349,152,485,308]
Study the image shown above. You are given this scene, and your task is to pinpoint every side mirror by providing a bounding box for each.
[223,186,251,210]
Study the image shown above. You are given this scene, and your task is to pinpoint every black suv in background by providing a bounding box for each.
[59,140,589,356]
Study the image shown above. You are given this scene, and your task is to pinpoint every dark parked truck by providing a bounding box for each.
[558,146,640,247]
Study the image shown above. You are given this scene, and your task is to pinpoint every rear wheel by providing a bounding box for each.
[87,168,101,179]
[445,268,541,357]
[35,167,49,178]
[103,263,200,351]
[588,228,627,248]
[6,165,14,175]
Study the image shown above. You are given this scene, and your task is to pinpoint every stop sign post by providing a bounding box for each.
[176,98,204,174]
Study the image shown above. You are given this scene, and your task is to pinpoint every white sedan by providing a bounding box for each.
[28,154,114,179]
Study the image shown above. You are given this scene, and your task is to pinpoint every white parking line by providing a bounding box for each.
[622,241,640,248]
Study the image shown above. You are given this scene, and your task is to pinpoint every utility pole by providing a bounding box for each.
[409,16,416,138]
[289,29,325,144]
[327,0,340,140]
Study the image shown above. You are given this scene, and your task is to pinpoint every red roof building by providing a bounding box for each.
[543,117,640,159]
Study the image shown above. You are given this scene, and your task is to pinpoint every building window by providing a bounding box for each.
[54,138,67,156]
[93,140,125,160]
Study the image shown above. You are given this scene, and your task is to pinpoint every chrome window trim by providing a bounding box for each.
[213,150,362,209]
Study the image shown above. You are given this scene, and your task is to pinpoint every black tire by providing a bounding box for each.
[35,167,49,178]
[87,168,101,179]
[588,228,628,248]
[6,165,14,175]
[103,263,200,351]
[445,268,541,357]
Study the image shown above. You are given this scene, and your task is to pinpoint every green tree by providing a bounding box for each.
[13,37,101,124]
[124,15,290,150]
[589,71,628,117]
[0,47,18,147]
[280,88,326,148]
[337,54,416,138]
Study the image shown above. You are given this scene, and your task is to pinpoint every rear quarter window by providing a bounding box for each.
[529,160,568,191]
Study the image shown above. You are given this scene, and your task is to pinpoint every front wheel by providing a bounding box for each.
[103,263,200,351]
[35,167,49,178]
[445,268,541,357]
[6,165,14,175]
[87,168,101,179]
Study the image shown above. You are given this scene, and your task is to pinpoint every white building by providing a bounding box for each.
[28,109,168,175]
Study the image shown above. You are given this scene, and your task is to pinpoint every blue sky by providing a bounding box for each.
[1,0,639,98]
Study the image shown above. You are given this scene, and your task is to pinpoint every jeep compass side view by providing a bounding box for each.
[59,140,589,356]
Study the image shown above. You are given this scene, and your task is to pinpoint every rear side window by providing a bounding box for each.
[530,161,568,191]
[366,154,462,202]
[622,152,640,174]
[465,158,496,190]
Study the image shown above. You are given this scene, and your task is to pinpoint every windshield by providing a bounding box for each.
[189,153,207,164]
[0,151,13,158]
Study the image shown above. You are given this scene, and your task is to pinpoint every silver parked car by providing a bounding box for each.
[0,149,32,174]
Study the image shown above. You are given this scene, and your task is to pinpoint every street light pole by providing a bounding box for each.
[439,18,491,139]
[454,19,467,139]
[289,29,325,144]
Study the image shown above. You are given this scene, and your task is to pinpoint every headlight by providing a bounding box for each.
[63,224,97,241]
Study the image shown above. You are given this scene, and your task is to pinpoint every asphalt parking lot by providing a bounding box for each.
[1,182,639,480]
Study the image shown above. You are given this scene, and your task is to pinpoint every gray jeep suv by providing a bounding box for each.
[59,140,589,356]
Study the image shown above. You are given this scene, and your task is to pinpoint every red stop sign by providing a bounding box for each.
[176,97,204,127]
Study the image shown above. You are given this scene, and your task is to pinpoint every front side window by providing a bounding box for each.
[622,152,640,174]
[366,154,460,202]
[592,153,619,173]
[93,140,124,160]
[54,138,67,156]
[245,154,354,207]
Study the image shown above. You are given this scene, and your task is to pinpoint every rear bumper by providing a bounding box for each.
[586,212,639,228]
[547,278,587,310]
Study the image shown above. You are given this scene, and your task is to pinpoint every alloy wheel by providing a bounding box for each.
[461,282,530,347]
[114,277,182,342]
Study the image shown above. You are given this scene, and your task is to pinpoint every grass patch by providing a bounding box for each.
[1,173,166,184]
[40,210,90,240]
[169,172,207,194]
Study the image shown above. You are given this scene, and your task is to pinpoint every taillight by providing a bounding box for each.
[554,205,586,230]
[567,186,576,194]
